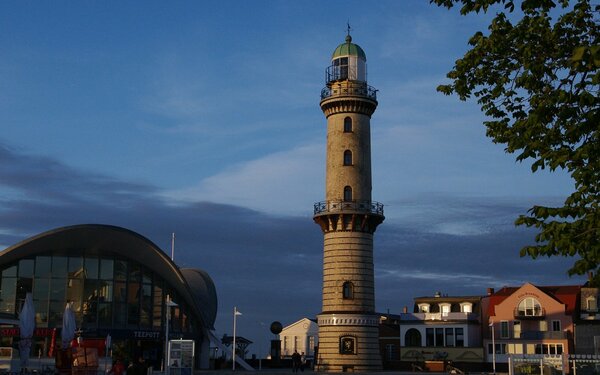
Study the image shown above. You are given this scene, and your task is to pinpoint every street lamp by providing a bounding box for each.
[232,307,242,371]
[164,296,178,374]
[489,320,496,375]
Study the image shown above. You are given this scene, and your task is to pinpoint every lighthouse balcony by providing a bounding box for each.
[321,82,377,101]
[313,200,384,216]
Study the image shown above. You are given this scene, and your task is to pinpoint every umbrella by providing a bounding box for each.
[19,293,35,369]
[61,301,77,349]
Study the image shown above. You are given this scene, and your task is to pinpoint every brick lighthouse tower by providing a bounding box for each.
[313,31,384,372]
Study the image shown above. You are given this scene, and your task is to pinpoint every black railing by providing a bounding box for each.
[514,307,546,318]
[321,83,377,101]
[314,200,384,216]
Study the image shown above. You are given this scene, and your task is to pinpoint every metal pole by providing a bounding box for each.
[491,321,496,374]
[171,233,175,261]
[232,307,237,371]
[164,295,170,374]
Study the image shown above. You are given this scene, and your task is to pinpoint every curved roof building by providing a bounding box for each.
[0,224,217,369]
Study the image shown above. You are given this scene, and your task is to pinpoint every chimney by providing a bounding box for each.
[403,306,408,313]
[487,288,495,295]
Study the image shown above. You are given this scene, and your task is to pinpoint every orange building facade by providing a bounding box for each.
[483,283,580,367]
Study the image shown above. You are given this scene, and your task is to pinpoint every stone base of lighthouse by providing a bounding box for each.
[316,313,382,372]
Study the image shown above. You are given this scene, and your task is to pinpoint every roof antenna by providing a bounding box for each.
[346,21,352,43]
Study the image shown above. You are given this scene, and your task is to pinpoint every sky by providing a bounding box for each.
[0,0,586,357]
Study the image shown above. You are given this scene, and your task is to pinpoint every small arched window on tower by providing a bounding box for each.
[344,186,353,202]
[343,281,354,299]
[344,117,353,133]
[343,150,353,166]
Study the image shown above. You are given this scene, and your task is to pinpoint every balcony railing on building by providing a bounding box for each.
[400,312,478,322]
[514,307,546,319]
[321,82,378,101]
[314,200,384,216]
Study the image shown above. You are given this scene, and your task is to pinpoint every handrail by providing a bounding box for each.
[321,83,377,101]
[313,200,384,216]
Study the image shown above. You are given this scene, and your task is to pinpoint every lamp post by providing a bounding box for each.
[232,307,242,371]
[489,321,496,375]
[164,296,178,374]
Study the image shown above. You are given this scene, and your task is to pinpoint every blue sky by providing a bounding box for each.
[1,0,583,355]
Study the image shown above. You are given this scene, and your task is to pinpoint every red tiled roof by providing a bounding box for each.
[487,284,581,317]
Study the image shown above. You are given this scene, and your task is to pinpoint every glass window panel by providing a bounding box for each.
[114,303,127,327]
[49,301,64,326]
[33,278,50,301]
[426,328,434,346]
[35,256,52,278]
[17,278,33,301]
[83,280,99,323]
[85,258,99,279]
[129,263,141,282]
[445,328,455,347]
[50,279,66,301]
[435,328,444,347]
[34,300,48,325]
[153,284,163,306]
[128,283,140,303]
[128,302,140,326]
[19,259,34,277]
[52,257,67,278]
[66,278,84,312]
[114,282,126,303]
[68,257,83,278]
[0,277,17,313]
[98,303,112,327]
[2,265,17,277]
[557,344,563,355]
[153,305,163,328]
[100,259,114,280]
[98,281,113,302]
[142,269,152,284]
[114,260,127,281]
[455,328,464,347]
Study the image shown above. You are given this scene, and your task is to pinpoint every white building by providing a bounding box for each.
[279,318,319,358]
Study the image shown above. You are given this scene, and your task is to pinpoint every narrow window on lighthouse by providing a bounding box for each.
[344,186,352,202]
[344,117,352,132]
[343,281,354,299]
[343,150,353,166]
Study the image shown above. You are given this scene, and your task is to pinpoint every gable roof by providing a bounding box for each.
[488,283,581,316]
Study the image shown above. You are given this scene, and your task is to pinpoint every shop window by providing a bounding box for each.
[426,328,434,346]
[344,117,353,132]
[84,257,99,279]
[405,328,421,347]
[455,328,464,347]
[100,259,114,280]
[435,328,444,347]
[445,328,455,346]
[343,150,353,166]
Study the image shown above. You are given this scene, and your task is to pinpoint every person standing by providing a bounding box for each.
[291,351,301,373]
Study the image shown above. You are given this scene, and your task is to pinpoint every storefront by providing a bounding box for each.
[0,224,217,369]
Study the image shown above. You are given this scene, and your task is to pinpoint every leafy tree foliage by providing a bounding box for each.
[432,0,599,282]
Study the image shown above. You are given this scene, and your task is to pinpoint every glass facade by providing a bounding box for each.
[0,251,198,364]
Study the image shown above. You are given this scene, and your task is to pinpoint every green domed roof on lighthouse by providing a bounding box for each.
[332,35,367,61]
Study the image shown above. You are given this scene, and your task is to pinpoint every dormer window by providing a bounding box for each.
[460,302,473,313]
[418,303,430,313]
[439,303,451,316]
[587,296,597,311]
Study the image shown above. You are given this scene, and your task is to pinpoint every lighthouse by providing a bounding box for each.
[313,32,384,372]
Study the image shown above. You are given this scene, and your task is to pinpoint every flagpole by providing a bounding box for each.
[232,307,242,371]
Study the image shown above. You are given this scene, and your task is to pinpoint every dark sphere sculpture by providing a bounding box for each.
[270,321,283,335]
